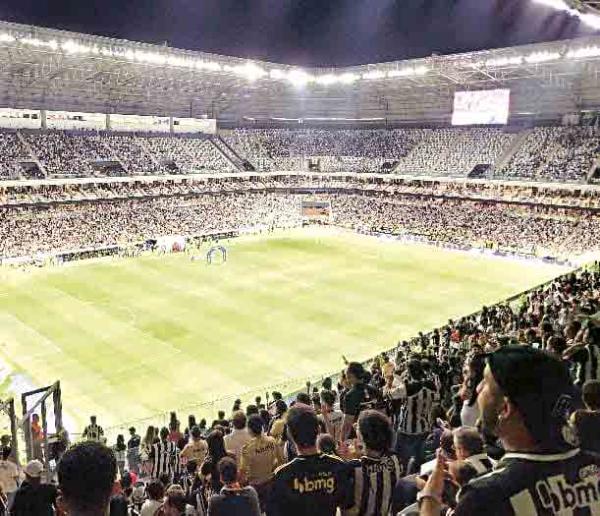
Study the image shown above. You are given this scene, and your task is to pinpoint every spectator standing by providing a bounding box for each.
[0,449,18,509]
[268,404,353,516]
[570,379,600,454]
[346,410,403,516]
[239,415,281,510]
[395,360,437,470]
[212,412,230,430]
[202,431,231,497]
[10,460,56,516]
[82,415,105,443]
[320,391,343,443]
[140,425,157,477]
[113,434,127,477]
[207,457,261,516]
[181,426,208,470]
[139,479,164,516]
[30,414,43,461]
[150,427,180,482]
[127,426,141,475]
[341,362,382,442]
[459,354,484,427]
[223,412,251,463]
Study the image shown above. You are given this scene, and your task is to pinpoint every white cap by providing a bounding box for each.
[24,460,43,478]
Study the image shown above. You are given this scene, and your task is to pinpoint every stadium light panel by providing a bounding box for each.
[287,69,313,86]
[315,74,339,85]
[388,66,428,78]
[269,69,287,79]
[362,70,387,80]
[234,63,267,81]
[339,72,359,84]
[485,56,524,67]
[21,37,58,50]
[566,46,600,58]
[524,51,561,63]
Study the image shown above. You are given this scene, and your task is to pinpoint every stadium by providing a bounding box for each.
[1,1,600,514]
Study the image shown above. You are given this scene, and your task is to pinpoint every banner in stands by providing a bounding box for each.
[46,111,105,131]
[0,108,41,129]
[302,200,331,220]
[110,114,171,133]
[173,117,216,135]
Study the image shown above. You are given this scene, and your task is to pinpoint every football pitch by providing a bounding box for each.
[0,228,570,434]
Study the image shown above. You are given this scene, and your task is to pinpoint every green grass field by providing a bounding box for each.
[0,227,569,434]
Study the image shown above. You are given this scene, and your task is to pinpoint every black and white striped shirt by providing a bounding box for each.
[150,440,180,479]
[347,453,403,516]
[572,343,600,386]
[397,382,437,435]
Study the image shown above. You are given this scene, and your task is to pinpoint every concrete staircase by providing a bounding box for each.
[211,136,254,172]
[490,129,531,178]
[16,131,48,178]
[587,155,600,182]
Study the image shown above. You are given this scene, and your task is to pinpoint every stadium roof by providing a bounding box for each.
[3,20,600,125]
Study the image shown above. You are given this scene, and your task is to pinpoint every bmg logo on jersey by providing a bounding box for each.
[536,473,600,512]
[293,474,336,494]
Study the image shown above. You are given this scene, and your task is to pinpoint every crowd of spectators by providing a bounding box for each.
[498,126,600,182]
[0,193,302,259]
[5,264,600,515]
[394,128,515,177]
[1,126,599,182]
[329,193,600,257]
[0,132,29,180]
[3,183,599,259]
[143,136,235,174]
[224,129,415,173]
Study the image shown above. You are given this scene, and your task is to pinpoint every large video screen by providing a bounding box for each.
[451,89,510,125]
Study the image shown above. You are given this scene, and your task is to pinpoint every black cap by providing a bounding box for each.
[487,346,577,450]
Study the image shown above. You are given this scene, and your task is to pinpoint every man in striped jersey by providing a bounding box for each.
[564,325,600,387]
[150,427,180,481]
[420,346,600,516]
[346,410,403,516]
[395,360,437,471]
[82,415,105,444]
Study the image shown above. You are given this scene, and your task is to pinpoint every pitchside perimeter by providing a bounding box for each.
[0,227,570,435]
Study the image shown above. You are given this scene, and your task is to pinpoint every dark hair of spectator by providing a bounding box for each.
[57,441,117,513]
[218,456,238,484]
[286,405,319,449]
[358,410,393,453]
[583,380,600,410]
[231,411,247,430]
[146,479,165,501]
[247,414,264,436]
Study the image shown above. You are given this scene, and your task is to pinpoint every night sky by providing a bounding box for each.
[0,0,597,67]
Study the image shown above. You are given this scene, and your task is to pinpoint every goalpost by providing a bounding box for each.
[206,245,228,265]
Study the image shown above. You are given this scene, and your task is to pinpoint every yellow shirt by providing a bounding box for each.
[240,434,282,485]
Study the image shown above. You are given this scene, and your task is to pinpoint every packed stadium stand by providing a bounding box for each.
[1,125,598,181]
[4,20,600,516]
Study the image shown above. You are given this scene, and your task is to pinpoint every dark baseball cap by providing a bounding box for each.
[487,346,576,451]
